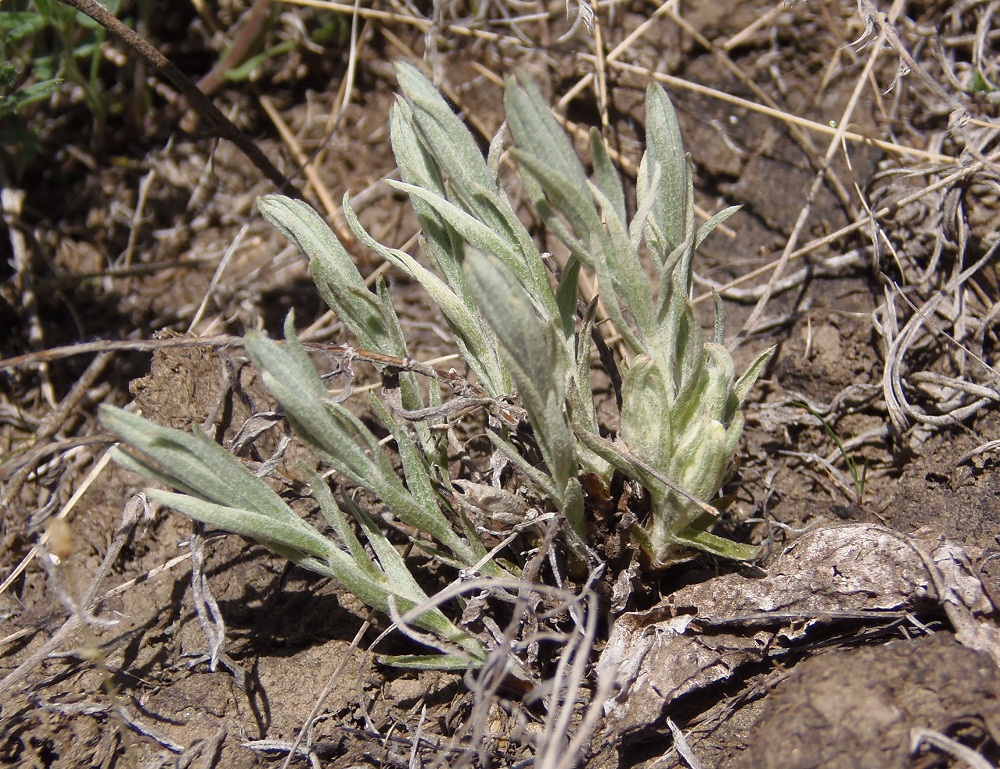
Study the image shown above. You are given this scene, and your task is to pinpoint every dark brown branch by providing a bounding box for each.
[56,0,302,198]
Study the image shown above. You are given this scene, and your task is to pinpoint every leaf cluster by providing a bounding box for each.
[101,63,773,665]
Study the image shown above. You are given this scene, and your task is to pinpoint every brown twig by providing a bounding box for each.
[195,0,273,98]
[0,336,435,380]
[0,336,517,423]
[56,0,302,198]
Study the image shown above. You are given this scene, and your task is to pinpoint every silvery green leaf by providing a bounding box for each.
[644,83,688,258]
[565,306,610,480]
[312,486,482,658]
[554,257,581,337]
[655,176,696,323]
[588,181,655,342]
[673,418,732,504]
[395,62,495,194]
[305,466,382,581]
[487,120,507,181]
[348,509,490,663]
[368,396,487,569]
[525,198,600,325]
[504,75,590,194]
[326,561,457,646]
[567,300,597,427]
[573,429,665,502]
[510,149,609,262]
[576,422,750,563]
[487,429,559,502]
[107,444,201,500]
[374,278,430,423]
[619,355,673,470]
[513,150,644,353]
[505,76,640,325]
[100,406,294,524]
[654,238,687,313]
[713,291,726,345]
[332,551,479,656]
[671,527,759,561]
[149,490,335,561]
[376,654,481,671]
[342,195,509,396]
[244,320,392,488]
[362,184,516,281]
[695,205,740,250]
[561,476,585,537]
[465,249,578,498]
[515,149,654,347]
[636,154,662,255]
[629,158,660,253]
[733,345,775,406]
[463,248,560,409]
[246,320,451,548]
[257,195,404,356]
[390,101,470,302]
[723,411,745,459]
[380,180,530,291]
[590,128,626,227]
[461,182,556,304]
[395,64,541,282]
[675,305,707,403]
[339,492,432,601]
[700,343,737,420]
[370,396,437,520]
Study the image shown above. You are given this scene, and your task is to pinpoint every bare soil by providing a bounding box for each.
[2,0,999,767]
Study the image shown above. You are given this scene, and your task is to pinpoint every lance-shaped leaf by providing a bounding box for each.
[257,195,407,358]
[394,62,497,206]
[509,148,645,354]
[395,63,548,304]
[695,205,741,250]
[733,344,776,406]
[505,78,656,351]
[313,478,486,661]
[257,194,430,422]
[342,196,509,396]
[367,395,503,576]
[619,355,674,473]
[104,404,487,663]
[150,491,335,563]
[641,82,689,263]
[390,99,470,301]
[588,180,656,343]
[378,179,546,311]
[590,128,627,229]
[101,406,297,526]
[464,249,581,529]
[244,316,483,566]
[504,75,590,203]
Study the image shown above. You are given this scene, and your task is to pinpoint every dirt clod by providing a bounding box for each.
[728,634,1000,769]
